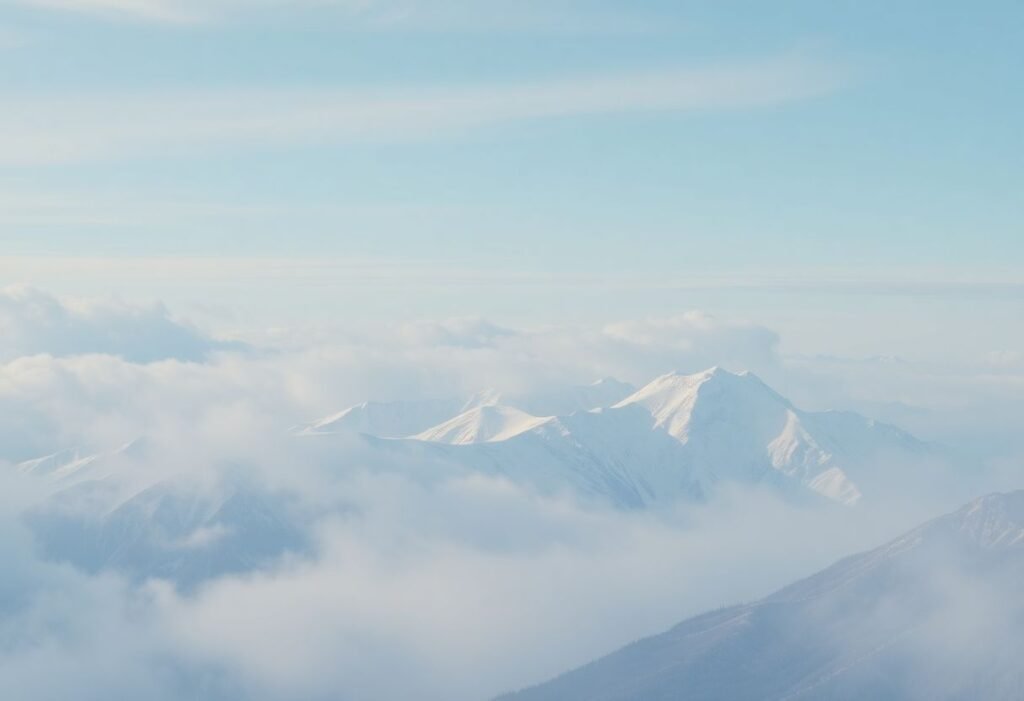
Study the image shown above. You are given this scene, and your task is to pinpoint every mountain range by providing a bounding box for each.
[302,367,932,507]
[15,367,940,587]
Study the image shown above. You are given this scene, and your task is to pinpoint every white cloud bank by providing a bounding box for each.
[0,461,938,701]
[0,285,239,363]
[0,287,1020,700]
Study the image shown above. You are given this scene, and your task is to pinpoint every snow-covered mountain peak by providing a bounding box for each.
[951,491,1024,549]
[413,405,553,445]
[588,376,635,392]
[614,367,787,441]
[617,366,767,404]
[612,374,694,437]
[599,366,927,505]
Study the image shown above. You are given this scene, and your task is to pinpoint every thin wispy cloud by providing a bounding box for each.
[13,0,388,25]
[0,56,840,165]
[16,0,201,23]
[9,0,675,33]
[2,256,1019,300]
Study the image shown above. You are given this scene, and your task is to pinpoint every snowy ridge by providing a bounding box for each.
[22,369,935,513]
[414,404,707,509]
[296,377,634,439]
[296,398,461,438]
[889,491,1024,552]
[17,448,100,479]
[499,490,1024,701]
[412,405,553,444]
[957,492,1024,548]
[15,438,147,483]
[462,377,636,417]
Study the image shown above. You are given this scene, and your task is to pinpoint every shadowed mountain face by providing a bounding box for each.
[25,476,316,591]
[498,491,1024,701]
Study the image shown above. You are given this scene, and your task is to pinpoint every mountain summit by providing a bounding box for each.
[413,405,553,444]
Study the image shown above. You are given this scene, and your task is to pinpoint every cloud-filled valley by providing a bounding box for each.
[0,287,1020,699]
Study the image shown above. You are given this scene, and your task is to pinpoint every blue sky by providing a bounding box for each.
[1,0,1021,357]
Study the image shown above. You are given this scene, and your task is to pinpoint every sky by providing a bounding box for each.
[0,0,1022,360]
[0,6,1022,696]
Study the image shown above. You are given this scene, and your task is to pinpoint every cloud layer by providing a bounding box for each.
[0,288,1020,700]
[0,285,238,363]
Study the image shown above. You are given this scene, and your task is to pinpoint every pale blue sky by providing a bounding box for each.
[1,0,1021,358]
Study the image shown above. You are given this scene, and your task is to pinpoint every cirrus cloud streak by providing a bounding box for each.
[0,56,841,166]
